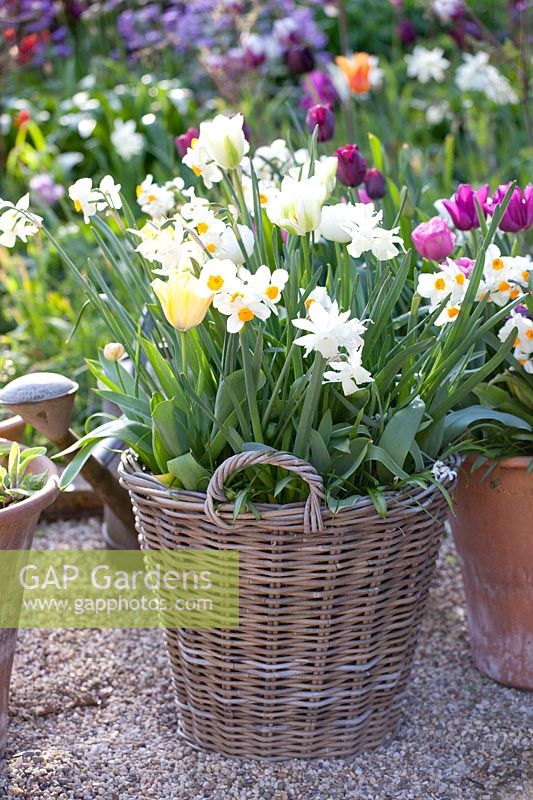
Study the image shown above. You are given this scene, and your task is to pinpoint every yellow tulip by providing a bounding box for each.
[152,271,212,331]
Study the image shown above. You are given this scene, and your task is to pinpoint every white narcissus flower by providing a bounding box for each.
[216,224,255,265]
[214,285,271,333]
[111,119,145,161]
[292,301,367,360]
[97,175,122,210]
[152,271,212,331]
[498,311,533,365]
[417,261,468,308]
[68,178,102,223]
[323,348,373,396]
[198,258,238,297]
[434,303,462,326]
[303,286,334,313]
[199,113,249,171]
[239,265,289,309]
[182,138,223,189]
[266,175,324,236]
[241,175,279,214]
[0,194,43,247]
[136,174,175,219]
[131,220,205,275]
[250,138,293,181]
[405,46,450,84]
[478,244,525,307]
[455,52,519,105]
[341,204,404,260]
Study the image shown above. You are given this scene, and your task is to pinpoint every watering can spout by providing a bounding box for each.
[0,373,78,441]
[0,372,135,537]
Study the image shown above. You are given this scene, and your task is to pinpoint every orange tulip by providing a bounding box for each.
[336,52,372,95]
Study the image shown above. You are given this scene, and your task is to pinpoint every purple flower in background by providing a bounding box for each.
[336,144,367,188]
[29,173,65,205]
[305,104,335,142]
[397,18,417,45]
[364,168,386,199]
[284,45,315,75]
[300,70,339,110]
[488,184,533,233]
[441,184,489,230]
[515,304,532,319]
[412,217,456,261]
[175,128,199,158]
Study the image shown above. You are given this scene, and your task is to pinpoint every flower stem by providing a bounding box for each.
[293,352,326,459]
[180,330,188,377]
[240,329,264,443]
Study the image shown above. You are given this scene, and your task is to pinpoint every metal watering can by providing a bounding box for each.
[0,372,137,549]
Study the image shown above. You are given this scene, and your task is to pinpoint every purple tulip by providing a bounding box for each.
[364,168,386,200]
[336,144,367,188]
[284,45,315,75]
[488,184,533,233]
[305,104,335,142]
[397,18,417,45]
[300,70,339,110]
[441,183,489,230]
[175,127,199,158]
[412,217,456,261]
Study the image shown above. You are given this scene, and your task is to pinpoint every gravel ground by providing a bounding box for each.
[0,516,531,800]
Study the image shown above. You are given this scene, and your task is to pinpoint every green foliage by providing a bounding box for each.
[0,442,48,508]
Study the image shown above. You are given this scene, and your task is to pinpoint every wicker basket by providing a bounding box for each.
[119,448,456,760]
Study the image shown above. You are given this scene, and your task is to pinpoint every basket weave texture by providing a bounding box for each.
[119,448,456,760]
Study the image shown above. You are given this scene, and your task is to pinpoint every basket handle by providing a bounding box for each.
[204,450,325,534]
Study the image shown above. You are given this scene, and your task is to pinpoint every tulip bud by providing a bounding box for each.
[412,217,456,261]
[397,18,417,45]
[305,104,335,143]
[284,45,315,75]
[152,271,212,331]
[104,342,126,361]
[175,128,199,158]
[364,168,386,200]
[335,144,367,188]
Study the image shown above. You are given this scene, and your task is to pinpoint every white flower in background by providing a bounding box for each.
[96,175,122,210]
[0,194,43,247]
[239,265,289,309]
[341,204,404,260]
[320,203,358,244]
[417,260,468,307]
[303,286,334,313]
[405,46,450,84]
[182,137,223,189]
[136,174,175,219]
[68,178,102,223]
[131,220,204,275]
[432,0,463,22]
[198,258,239,297]
[323,348,373,396]
[455,52,518,105]
[186,207,226,253]
[313,157,338,202]
[199,113,249,170]
[111,119,145,161]
[266,175,324,236]
[292,301,367,359]
[426,101,450,126]
[248,138,294,181]
[214,286,271,333]
[216,224,255,265]
[179,187,211,219]
[241,175,279,214]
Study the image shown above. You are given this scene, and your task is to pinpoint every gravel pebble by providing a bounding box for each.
[0,517,531,800]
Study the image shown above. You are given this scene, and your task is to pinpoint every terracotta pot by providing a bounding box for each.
[0,442,59,756]
[0,416,26,444]
[451,456,533,690]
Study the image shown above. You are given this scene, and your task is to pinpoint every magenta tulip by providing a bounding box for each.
[441,183,489,230]
[412,217,456,261]
[336,144,367,188]
[175,127,199,158]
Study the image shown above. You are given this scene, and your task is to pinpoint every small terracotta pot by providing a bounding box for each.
[0,442,59,756]
[451,456,533,690]
[0,416,26,444]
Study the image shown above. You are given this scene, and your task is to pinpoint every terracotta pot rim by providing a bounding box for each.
[465,454,532,471]
[0,439,60,523]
